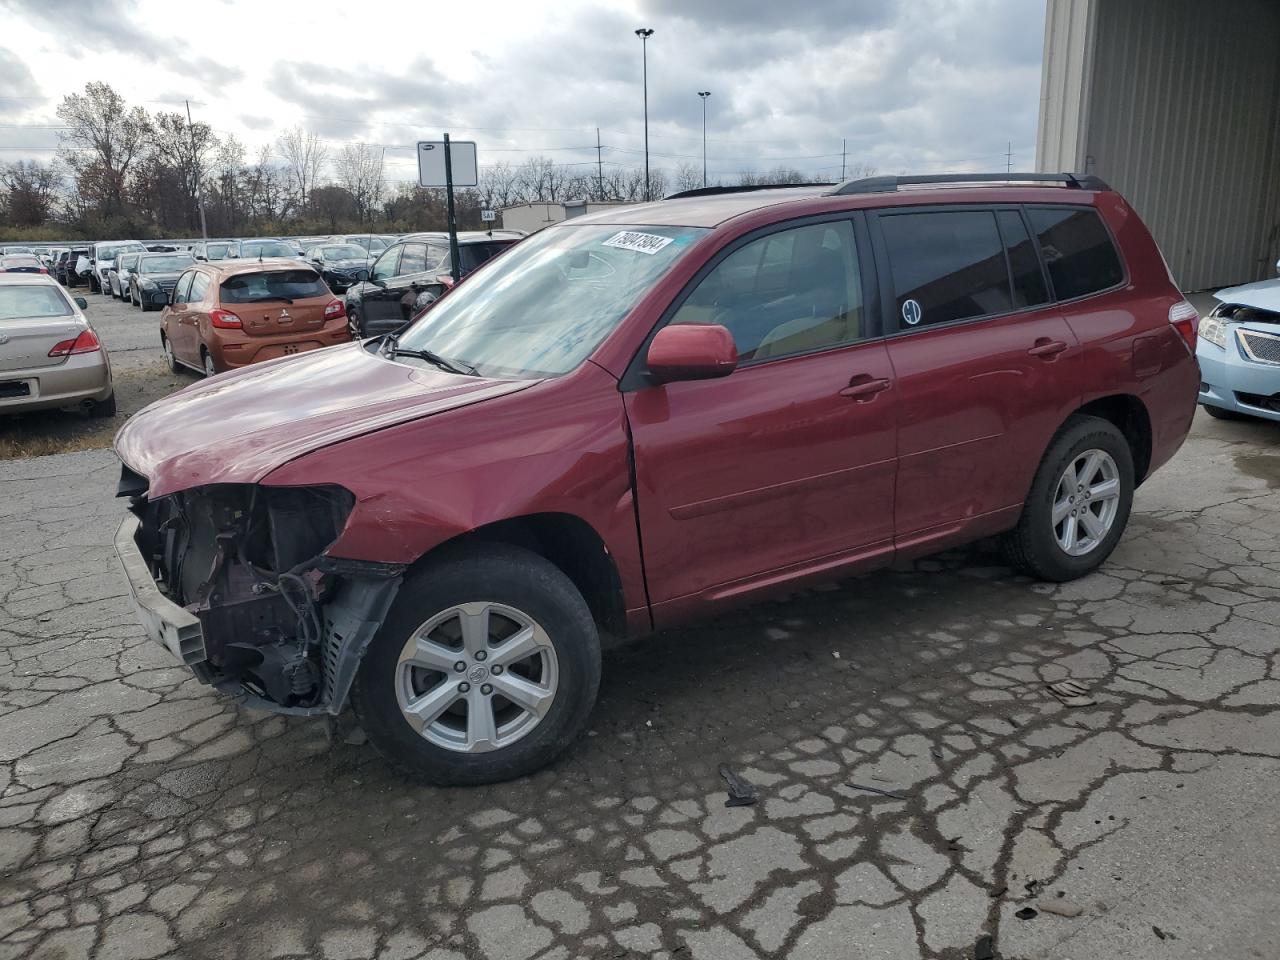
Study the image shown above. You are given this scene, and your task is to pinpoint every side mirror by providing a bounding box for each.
[646,324,738,383]
[74,297,88,310]
[1275,257,1279,276]
[356,268,370,282]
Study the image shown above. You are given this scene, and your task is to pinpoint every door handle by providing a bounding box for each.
[1028,338,1068,359]
[839,376,891,400]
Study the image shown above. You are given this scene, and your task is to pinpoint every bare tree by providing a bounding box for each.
[277,127,329,212]
[0,161,62,226]
[334,143,385,222]
[56,82,152,216]
[150,111,219,227]
[671,162,703,194]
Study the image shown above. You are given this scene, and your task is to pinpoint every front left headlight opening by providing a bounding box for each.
[1198,314,1229,349]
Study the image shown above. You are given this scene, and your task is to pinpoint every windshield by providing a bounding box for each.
[220,269,327,303]
[98,242,144,261]
[395,224,705,379]
[240,240,296,258]
[318,244,368,261]
[0,285,72,320]
[206,243,235,259]
[140,255,194,274]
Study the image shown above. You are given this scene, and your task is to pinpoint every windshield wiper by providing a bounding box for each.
[383,335,476,376]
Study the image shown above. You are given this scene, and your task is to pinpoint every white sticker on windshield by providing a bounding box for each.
[602,231,674,256]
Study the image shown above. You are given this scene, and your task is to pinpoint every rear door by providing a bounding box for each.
[0,283,81,379]
[625,215,899,618]
[869,205,1082,551]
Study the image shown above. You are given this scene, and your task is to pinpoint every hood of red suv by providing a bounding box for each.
[116,342,536,497]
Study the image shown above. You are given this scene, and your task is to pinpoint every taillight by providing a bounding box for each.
[1169,300,1198,353]
[48,329,101,357]
[38,267,48,274]
[324,299,346,320]
[210,308,242,329]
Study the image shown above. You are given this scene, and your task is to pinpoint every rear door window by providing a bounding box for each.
[879,210,1013,328]
[219,270,327,303]
[1026,207,1124,301]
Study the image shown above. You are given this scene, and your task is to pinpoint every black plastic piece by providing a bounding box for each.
[665,182,834,201]
[827,172,1110,196]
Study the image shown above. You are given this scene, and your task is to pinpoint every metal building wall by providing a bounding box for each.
[1038,0,1280,290]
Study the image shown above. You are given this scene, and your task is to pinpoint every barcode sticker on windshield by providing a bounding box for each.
[602,231,674,255]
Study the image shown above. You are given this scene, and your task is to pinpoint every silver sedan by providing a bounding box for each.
[0,274,115,417]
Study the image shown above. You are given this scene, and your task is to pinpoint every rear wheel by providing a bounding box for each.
[201,348,217,378]
[352,544,601,785]
[1002,415,1134,582]
[347,306,363,340]
[1203,403,1247,421]
[161,334,181,374]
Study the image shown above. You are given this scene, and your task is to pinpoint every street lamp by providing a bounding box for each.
[635,27,654,201]
[697,91,711,188]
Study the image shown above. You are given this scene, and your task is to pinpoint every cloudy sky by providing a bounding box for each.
[0,0,1046,187]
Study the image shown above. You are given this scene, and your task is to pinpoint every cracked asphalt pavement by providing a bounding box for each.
[1,412,1278,959]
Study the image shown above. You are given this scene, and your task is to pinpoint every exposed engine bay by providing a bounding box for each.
[121,472,403,714]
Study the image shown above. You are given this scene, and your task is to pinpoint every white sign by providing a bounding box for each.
[602,230,674,256]
[417,141,478,188]
[481,209,496,222]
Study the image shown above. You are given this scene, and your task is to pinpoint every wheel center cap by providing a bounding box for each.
[468,664,489,683]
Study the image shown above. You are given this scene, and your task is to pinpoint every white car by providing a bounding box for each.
[109,252,141,299]
[1197,258,1280,423]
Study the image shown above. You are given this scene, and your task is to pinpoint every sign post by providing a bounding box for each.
[417,138,478,284]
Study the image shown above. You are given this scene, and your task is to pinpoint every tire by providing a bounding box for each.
[90,392,116,418]
[347,306,362,340]
[352,544,602,785]
[1002,415,1134,582]
[161,333,181,374]
[201,348,217,378]
[1202,403,1247,421]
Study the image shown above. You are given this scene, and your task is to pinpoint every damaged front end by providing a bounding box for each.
[116,469,403,715]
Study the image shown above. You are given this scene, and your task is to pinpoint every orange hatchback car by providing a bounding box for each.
[160,259,351,376]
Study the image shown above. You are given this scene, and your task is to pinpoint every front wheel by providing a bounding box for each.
[1002,415,1134,582]
[352,544,601,785]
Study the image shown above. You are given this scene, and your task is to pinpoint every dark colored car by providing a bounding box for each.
[129,252,196,310]
[305,243,371,294]
[56,249,90,287]
[115,172,1198,785]
[344,233,519,337]
[1,254,48,274]
[240,239,303,260]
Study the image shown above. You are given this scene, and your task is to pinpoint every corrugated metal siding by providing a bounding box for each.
[1036,0,1097,172]
[1084,0,1280,289]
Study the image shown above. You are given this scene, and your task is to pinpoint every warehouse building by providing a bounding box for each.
[501,200,629,234]
[1036,0,1280,290]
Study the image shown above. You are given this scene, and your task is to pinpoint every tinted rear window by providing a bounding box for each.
[880,210,1013,327]
[220,270,327,303]
[459,242,513,273]
[997,210,1050,309]
[1027,207,1124,301]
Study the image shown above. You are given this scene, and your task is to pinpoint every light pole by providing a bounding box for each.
[635,28,654,200]
[697,91,711,188]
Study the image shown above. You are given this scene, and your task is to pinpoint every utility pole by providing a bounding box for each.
[1006,141,1013,173]
[841,138,847,181]
[635,28,654,201]
[698,91,711,188]
[596,127,604,200]
[186,100,208,240]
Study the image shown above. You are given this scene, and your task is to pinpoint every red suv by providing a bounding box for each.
[114,173,1198,784]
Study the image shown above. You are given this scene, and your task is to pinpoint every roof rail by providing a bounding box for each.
[665,182,834,201]
[826,172,1110,196]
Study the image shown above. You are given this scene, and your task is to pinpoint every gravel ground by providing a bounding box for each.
[1,405,1278,959]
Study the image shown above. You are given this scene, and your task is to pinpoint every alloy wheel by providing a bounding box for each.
[395,601,559,754]
[202,351,216,377]
[1052,449,1121,557]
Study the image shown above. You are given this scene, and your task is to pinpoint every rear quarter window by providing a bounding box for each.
[1027,207,1124,301]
